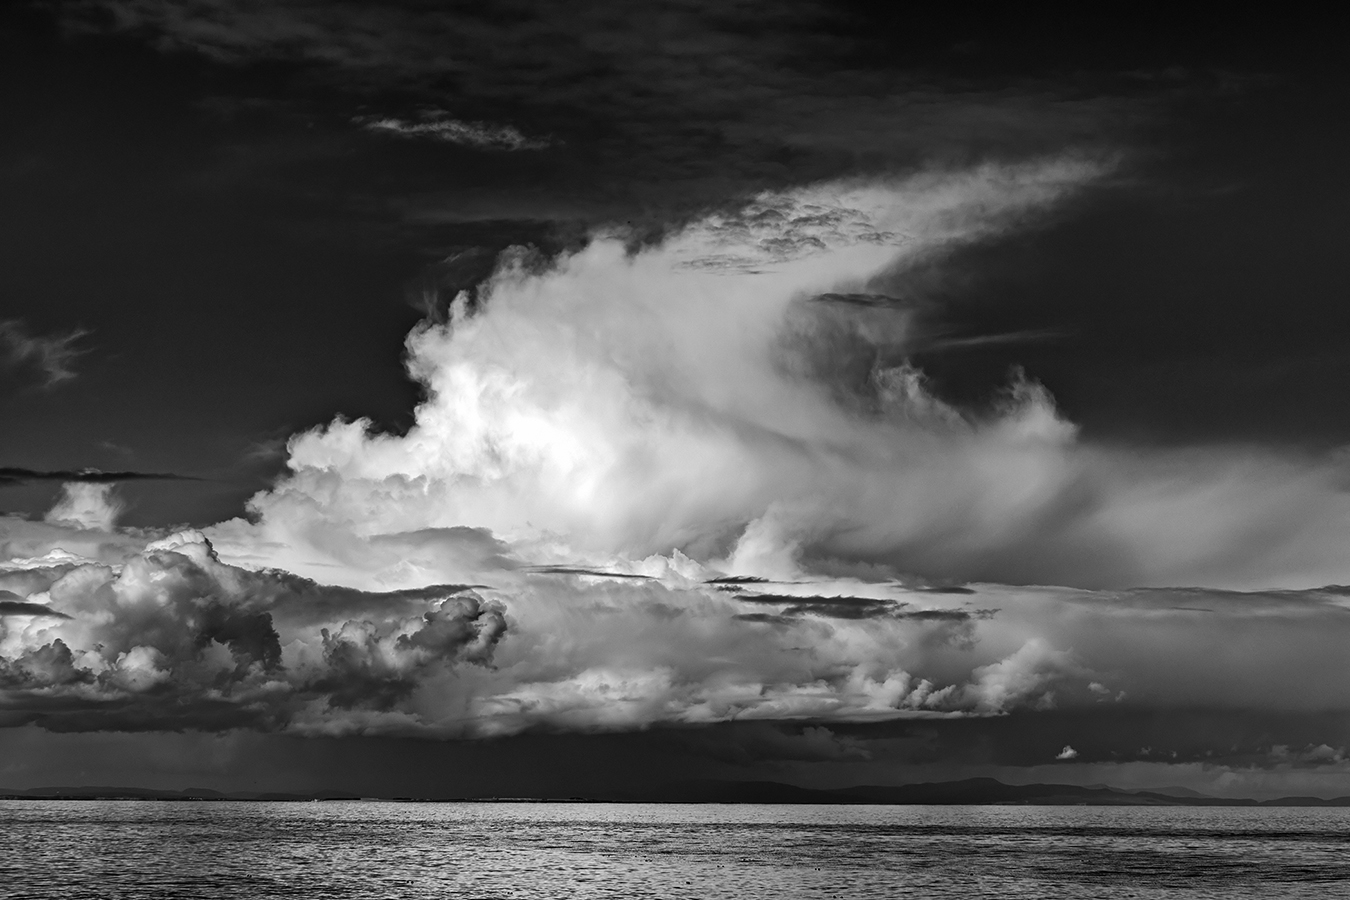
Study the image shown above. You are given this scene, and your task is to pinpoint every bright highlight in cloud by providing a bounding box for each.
[236,160,1101,587]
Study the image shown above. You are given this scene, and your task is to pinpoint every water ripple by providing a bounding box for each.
[2,801,1347,899]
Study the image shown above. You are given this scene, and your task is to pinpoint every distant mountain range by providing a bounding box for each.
[601,778,1350,807]
[4,777,1350,806]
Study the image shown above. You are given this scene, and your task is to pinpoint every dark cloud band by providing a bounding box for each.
[0,467,199,487]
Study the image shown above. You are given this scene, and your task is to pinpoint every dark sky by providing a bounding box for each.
[3,3,1350,799]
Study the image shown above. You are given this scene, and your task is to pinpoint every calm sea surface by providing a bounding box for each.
[2,800,1348,899]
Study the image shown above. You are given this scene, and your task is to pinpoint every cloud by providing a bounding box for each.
[0,530,507,734]
[524,566,655,580]
[0,467,197,487]
[0,517,147,569]
[733,593,906,620]
[0,320,89,390]
[1269,743,1346,767]
[356,113,548,151]
[0,592,71,619]
[203,162,1350,594]
[7,430,1350,742]
[965,639,1079,714]
[7,156,1350,755]
[1056,744,1078,760]
[64,0,1147,232]
[43,483,125,532]
[217,162,1104,586]
[11,521,1350,740]
[0,525,1018,736]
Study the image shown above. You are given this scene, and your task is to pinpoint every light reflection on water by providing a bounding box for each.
[2,801,1348,899]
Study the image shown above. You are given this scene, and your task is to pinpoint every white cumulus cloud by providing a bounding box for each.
[44,483,125,532]
[9,159,1350,739]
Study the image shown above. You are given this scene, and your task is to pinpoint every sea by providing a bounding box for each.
[2,800,1348,899]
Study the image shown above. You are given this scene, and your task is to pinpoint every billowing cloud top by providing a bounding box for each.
[7,521,1350,741]
[223,162,1350,593]
[7,161,1350,746]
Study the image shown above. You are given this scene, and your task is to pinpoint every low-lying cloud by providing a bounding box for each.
[0,530,506,735]
[7,517,1350,740]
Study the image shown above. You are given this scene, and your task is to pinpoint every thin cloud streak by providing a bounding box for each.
[66,0,1149,229]
[0,467,199,487]
[356,114,549,151]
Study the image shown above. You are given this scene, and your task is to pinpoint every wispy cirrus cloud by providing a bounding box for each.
[62,0,1149,230]
[0,320,89,390]
[355,113,549,151]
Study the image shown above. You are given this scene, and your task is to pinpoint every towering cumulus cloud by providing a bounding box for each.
[235,161,1100,588]
[225,160,1350,593]
[8,159,1350,743]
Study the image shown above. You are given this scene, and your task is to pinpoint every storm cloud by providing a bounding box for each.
[8,512,1350,750]
[208,165,1350,594]
[3,107,1350,795]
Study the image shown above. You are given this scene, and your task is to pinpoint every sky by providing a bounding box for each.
[2,3,1350,800]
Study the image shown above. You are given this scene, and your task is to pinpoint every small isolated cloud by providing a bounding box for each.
[1269,744,1346,767]
[1056,744,1078,760]
[355,113,549,151]
[0,320,89,390]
